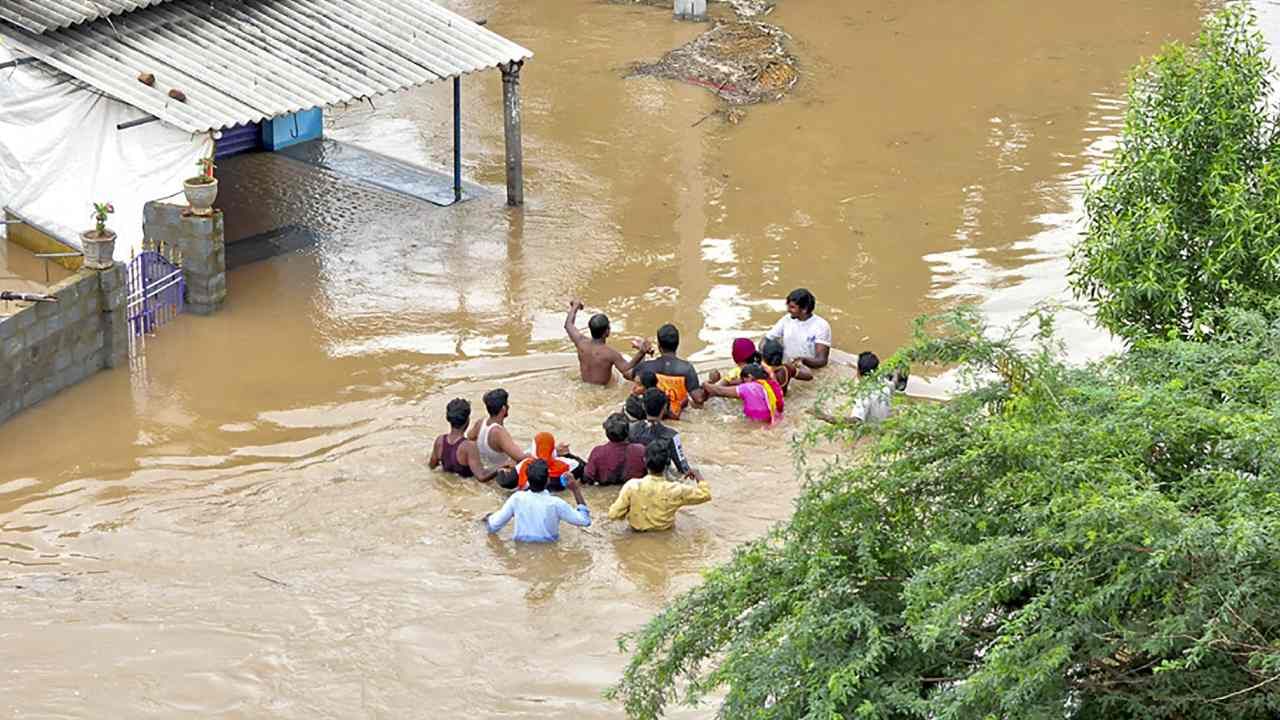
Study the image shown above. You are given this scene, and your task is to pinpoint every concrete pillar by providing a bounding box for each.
[97,262,129,368]
[501,61,524,207]
[674,0,707,21]
[143,202,227,315]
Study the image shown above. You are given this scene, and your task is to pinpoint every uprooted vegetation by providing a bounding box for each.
[628,20,799,111]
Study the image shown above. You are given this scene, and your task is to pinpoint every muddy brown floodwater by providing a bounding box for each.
[1,1,1205,717]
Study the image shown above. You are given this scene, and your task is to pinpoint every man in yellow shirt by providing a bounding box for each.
[608,440,711,531]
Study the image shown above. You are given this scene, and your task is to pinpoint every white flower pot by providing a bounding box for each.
[183,176,219,216]
[80,230,116,270]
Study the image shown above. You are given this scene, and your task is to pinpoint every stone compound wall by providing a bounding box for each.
[0,264,128,424]
[142,202,226,315]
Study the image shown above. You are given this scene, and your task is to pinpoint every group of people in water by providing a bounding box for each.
[429,288,893,543]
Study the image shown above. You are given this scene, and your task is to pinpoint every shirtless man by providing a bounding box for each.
[465,389,529,475]
[564,299,652,386]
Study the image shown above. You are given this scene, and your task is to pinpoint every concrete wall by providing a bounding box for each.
[142,202,226,315]
[0,264,128,424]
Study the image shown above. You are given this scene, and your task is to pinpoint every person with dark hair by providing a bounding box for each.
[626,323,704,417]
[760,337,812,395]
[851,351,893,423]
[627,387,692,474]
[607,440,710,532]
[626,369,676,420]
[584,413,647,486]
[624,393,646,422]
[811,350,896,425]
[466,388,528,477]
[483,460,592,543]
[564,299,652,386]
[702,363,786,424]
[764,287,832,369]
[429,398,502,481]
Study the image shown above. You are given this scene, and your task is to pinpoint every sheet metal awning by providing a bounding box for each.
[0,0,532,133]
[0,0,177,34]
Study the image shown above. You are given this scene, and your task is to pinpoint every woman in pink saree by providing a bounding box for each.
[702,364,785,424]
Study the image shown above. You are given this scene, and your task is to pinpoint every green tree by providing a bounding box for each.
[1070,4,1280,342]
[608,307,1280,719]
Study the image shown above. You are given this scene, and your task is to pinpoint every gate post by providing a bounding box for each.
[143,202,226,315]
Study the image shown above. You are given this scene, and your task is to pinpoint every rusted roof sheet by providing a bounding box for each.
[0,0,532,133]
[0,0,177,34]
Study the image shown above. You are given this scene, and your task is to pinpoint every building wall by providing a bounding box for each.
[0,264,128,424]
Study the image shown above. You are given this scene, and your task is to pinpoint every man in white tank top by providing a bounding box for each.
[466,388,528,475]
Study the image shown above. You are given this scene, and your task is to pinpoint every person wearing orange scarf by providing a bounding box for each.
[515,432,580,490]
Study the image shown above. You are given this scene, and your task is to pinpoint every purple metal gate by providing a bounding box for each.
[126,250,184,342]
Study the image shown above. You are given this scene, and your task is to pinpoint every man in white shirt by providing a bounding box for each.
[850,351,892,423]
[764,288,832,369]
[810,351,895,425]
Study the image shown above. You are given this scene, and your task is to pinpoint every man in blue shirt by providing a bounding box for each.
[483,460,592,542]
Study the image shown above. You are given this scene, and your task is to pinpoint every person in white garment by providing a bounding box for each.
[810,351,895,425]
[849,351,893,423]
[764,288,832,369]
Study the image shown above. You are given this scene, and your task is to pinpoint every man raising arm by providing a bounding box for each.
[564,299,651,386]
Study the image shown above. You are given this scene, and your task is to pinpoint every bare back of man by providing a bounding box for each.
[564,300,651,386]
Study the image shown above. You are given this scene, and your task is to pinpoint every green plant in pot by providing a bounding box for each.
[81,202,116,269]
[183,155,218,216]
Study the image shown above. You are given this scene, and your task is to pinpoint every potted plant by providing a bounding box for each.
[81,202,116,269]
[183,155,218,216]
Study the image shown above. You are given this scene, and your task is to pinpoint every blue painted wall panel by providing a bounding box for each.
[262,108,323,151]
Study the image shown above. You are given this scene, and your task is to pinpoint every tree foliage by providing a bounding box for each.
[1070,4,1280,342]
[609,306,1280,719]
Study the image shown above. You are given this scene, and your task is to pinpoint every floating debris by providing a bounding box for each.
[726,0,774,18]
[630,20,798,106]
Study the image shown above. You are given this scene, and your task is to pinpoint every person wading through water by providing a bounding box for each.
[607,440,711,532]
[466,388,528,478]
[763,287,832,369]
[627,387,692,475]
[626,323,705,418]
[564,299,652,386]
[584,412,647,486]
[429,398,503,481]
[483,460,592,543]
[702,363,786,425]
[760,337,812,396]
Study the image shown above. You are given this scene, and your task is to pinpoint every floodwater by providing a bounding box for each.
[1,1,1205,717]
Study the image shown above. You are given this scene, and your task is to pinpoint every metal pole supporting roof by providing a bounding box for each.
[453,75,461,204]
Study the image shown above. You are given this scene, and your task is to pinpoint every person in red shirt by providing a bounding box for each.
[584,413,647,486]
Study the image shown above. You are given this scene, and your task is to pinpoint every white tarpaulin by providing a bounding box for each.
[0,44,211,260]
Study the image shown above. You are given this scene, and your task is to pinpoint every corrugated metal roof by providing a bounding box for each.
[0,0,532,133]
[0,0,177,34]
